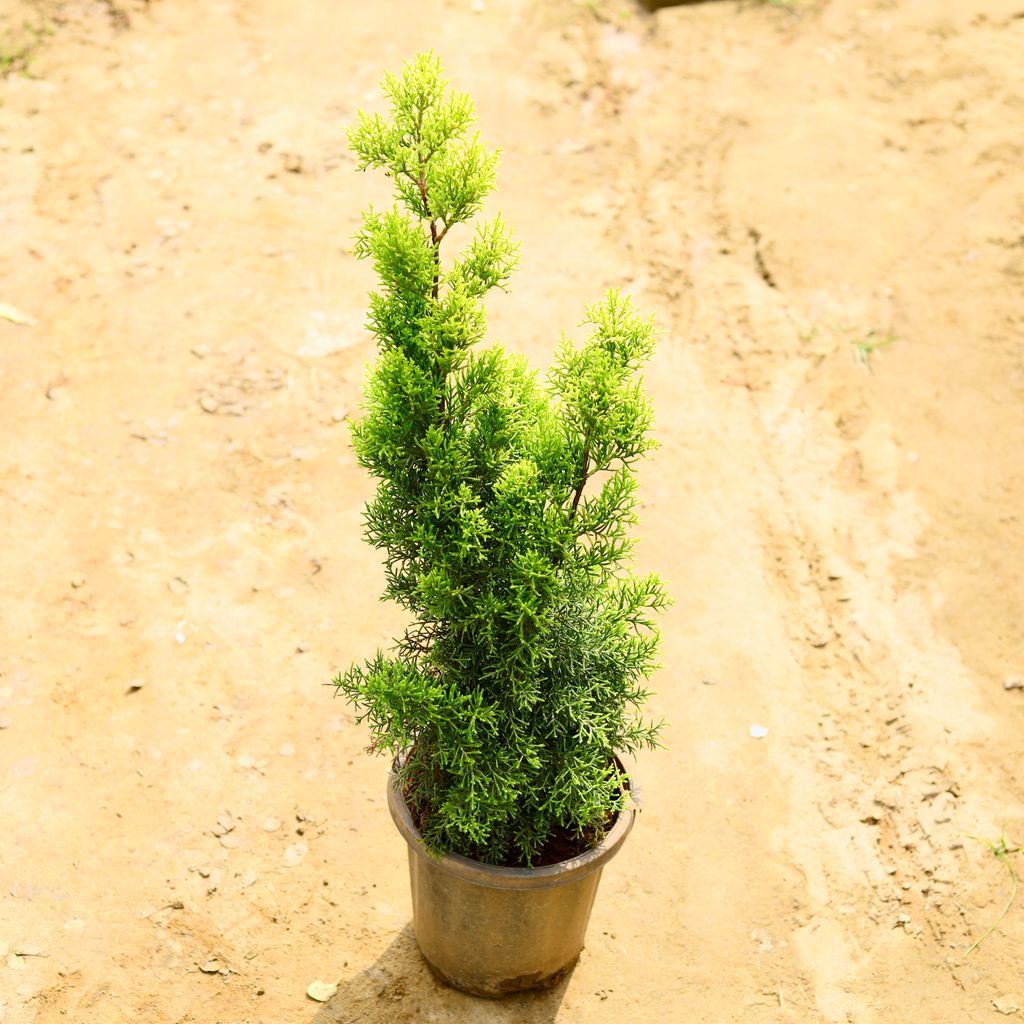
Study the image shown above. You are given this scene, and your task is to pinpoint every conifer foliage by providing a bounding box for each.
[334,54,667,867]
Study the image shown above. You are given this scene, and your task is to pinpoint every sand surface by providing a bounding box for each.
[1,0,1023,1021]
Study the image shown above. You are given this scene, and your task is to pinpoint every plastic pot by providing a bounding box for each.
[386,757,637,998]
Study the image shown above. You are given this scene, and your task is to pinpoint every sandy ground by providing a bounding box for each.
[1,0,1023,1021]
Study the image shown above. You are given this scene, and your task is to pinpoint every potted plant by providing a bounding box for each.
[333,53,667,998]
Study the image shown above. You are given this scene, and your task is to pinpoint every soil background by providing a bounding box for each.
[1,0,1023,1021]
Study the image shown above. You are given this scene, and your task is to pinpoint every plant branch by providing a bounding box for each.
[569,429,593,520]
[415,153,447,417]
[415,169,442,299]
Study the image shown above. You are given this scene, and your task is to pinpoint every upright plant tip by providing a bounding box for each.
[334,53,667,868]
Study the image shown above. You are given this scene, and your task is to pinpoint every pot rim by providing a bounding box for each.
[387,752,638,890]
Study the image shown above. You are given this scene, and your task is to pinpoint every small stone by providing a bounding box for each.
[199,394,219,414]
[283,841,308,867]
[168,577,190,595]
[70,575,86,589]
[126,679,145,694]
[0,714,10,729]
[190,345,210,359]
[749,723,769,739]
[262,817,281,833]
[240,870,258,888]
[331,406,347,423]
[218,833,241,850]
[1004,677,1024,691]
[306,980,338,1002]
[198,867,211,879]
[993,996,1021,1016]
[199,960,221,974]
[278,743,295,757]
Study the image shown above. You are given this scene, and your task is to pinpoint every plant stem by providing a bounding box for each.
[415,168,443,300]
[415,160,446,415]
[569,430,592,519]
[963,833,1021,956]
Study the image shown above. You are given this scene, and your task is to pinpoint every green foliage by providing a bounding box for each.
[334,53,667,867]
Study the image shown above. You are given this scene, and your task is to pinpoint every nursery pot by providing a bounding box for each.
[387,756,637,998]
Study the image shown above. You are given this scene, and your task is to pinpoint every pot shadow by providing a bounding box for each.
[638,0,729,7]
[307,924,569,1024]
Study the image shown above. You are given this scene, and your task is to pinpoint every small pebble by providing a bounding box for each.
[262,817,281,833]
[993,997,1022,1016]
[283,841,308,867]
[1004,676,1023,691]
[749,724,769,739]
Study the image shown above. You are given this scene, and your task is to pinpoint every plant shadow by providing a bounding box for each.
[307,924,569,1024]
[638,0,727,7]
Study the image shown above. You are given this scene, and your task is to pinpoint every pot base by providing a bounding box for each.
[421,950,578,998]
